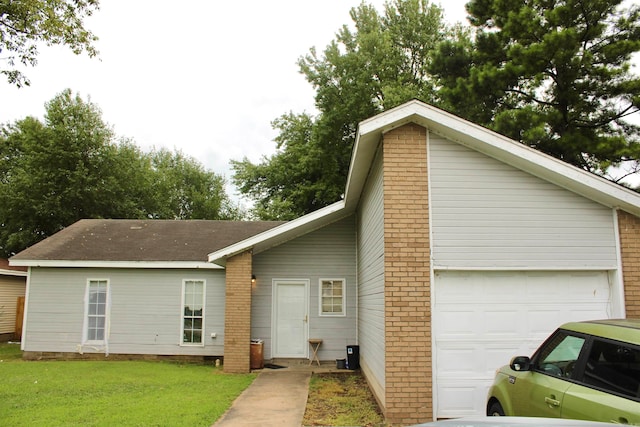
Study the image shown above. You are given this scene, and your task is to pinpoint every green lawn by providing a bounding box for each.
[0,343,255,427]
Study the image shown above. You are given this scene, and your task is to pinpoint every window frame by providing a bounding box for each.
[83,279,110,344]
[532,329,587,379]
[318,278,346,317]
[579,337,640,402]
[180,279,206,347]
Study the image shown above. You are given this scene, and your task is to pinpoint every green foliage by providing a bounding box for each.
[0,89,243,256]
[0,347,256,426]
[0,342,22,361]
[0,0,100,87]
[232,112,345,220]
[233,0,451,219]
[148,148,243,221]
[235,0,640,219]
[432,0,640,177]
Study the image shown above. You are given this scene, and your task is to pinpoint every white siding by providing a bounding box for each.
[429,135,617,269]
[252,217,357,361]
[0,276,26,335]
[23,268,225,356]
[357,148,386,395]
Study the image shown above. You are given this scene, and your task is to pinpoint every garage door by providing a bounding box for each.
[433,270,612,419]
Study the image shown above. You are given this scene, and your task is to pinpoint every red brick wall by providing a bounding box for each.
[382,124,433,424]
[223,251,253,373]
[617,210,640,318]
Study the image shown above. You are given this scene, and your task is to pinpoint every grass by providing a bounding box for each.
[303,372,386,427]
[0,343,255,427]
[2,343,386,427]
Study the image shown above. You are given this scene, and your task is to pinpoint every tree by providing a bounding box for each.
[0,89,242,256]
[147,147,243,221]
[431,0,640,179]
[233,0,452,219]
[232,112,333,220]
[0,0,99,87]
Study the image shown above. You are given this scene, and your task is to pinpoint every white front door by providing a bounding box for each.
[272,280,308,358]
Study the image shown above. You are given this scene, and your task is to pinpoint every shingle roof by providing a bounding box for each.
[11,219,285,263]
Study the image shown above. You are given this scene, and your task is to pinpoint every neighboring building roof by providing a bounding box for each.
[210,100,640,266]
[0,258,28,276]
[11,219,284,268]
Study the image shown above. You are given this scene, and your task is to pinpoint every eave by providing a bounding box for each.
[8,260,222,269]
[208,201,349,266]
[345,100,640,217]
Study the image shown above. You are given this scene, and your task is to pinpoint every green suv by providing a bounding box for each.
[486,319,640,424]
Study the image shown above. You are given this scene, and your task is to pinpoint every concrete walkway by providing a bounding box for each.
[212,369,312,427]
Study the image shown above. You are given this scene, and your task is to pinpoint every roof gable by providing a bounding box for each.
[345,100,640,215]
[209,100,640,263]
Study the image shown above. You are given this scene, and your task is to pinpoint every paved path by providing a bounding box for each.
[212,369,311,427]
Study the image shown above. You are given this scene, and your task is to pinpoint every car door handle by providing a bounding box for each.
[544,396,560,407]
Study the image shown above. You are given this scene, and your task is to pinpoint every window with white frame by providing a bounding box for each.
[182,280,205,345]
[85,280,109,342]
[319,279,345,316]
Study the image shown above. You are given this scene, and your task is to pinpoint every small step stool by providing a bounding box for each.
[308,339,322,366]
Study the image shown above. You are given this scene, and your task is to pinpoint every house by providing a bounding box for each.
[0,259,27,342]
[11,100,640,425]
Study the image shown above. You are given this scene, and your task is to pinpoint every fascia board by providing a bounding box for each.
[8,260,222,269]
[0,268,28,277]
[346,100,640,216]
[208,200,347,266]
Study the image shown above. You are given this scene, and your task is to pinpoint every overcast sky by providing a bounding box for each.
[2,1,637,200]
[0,1,471,199]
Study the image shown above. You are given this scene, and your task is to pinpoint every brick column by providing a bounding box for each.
[617,210,640,318]
[383,123,433,424]
[223,250,253,373]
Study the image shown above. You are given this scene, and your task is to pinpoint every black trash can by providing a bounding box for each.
[346,345,359,370]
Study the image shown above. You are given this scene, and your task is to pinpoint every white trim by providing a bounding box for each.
[431,265,619,271]
[180,279,206,347]
[612,209,626,318]
[271,279,309,358]
[318,278,347,317]
[81,279,111,354]
[0,268,27,277]
[347,100,640,217]
[427,128,439,422]
[208,201,347,265]
[20,267,31,351]
[8,260,221,269]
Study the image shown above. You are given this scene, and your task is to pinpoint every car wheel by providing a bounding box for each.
[488,401,505,416]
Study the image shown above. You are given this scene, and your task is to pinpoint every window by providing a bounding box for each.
[319,279,345,316]
[85,280,109,342]
[582,339,640,399]
[182,280,205,345]
[535,331,585,378]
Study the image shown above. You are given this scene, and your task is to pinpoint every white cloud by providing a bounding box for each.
[0,1,470,161]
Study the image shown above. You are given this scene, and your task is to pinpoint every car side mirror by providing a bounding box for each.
[510,356,531,371]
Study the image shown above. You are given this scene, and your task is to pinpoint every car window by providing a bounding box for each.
[581,339,640,400]
[535,331,585,378]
